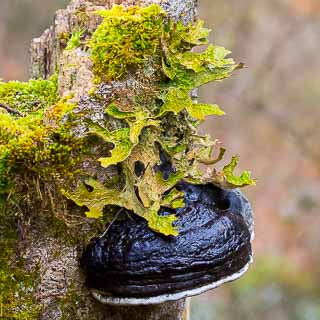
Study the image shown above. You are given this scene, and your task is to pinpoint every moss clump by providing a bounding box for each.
[0,97,83,197]
[0,75,62,195]
[0,74,58,114]
[90,4,166,82]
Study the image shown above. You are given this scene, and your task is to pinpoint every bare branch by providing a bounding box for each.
[0,103,23,116]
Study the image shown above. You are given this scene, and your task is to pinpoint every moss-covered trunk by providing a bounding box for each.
[12,0,197,319]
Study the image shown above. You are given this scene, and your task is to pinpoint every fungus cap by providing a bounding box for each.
[81,182,254,305]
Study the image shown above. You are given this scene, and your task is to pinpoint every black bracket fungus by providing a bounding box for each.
[81,182,254,305]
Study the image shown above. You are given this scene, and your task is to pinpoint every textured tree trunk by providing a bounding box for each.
[24,0,197,319]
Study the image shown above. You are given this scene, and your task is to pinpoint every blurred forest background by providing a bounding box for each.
[0,0,319,319]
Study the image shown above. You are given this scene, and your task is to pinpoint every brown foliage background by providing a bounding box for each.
[0,0,319,319]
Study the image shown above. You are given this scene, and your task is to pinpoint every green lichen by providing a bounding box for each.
[63,4,255,235]
[63,129,183,236]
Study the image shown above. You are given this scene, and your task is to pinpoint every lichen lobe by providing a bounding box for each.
[62,4,255,235]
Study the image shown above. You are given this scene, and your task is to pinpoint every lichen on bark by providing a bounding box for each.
[60,3,255,235]
[1,2,254,237]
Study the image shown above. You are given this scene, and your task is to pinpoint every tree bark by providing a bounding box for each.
[24,0,197,319]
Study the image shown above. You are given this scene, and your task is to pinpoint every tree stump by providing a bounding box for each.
[23,0,197,319]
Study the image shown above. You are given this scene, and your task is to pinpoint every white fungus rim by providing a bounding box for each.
[91,255,253,306]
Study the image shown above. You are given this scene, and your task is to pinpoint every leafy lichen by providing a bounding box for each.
[61,5,255,235]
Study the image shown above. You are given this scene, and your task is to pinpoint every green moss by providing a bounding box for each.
[0,76,74,191]
[58,32,70,41]
[90,4,166,82]
[0,94,85,196]
[66,29,84,51]
[0,74,58,114]
[0,150,10,193]
[0,92,82,316]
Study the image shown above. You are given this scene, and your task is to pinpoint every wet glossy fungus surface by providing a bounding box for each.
[81,182,252,298]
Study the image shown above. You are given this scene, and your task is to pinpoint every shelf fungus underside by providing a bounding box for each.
[81,182,253,305]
